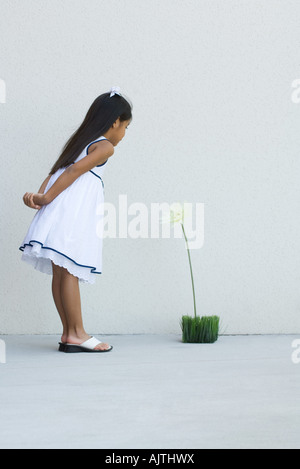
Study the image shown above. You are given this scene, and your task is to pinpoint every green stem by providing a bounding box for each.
[181,223,197,319]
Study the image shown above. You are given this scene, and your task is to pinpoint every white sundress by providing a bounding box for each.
[19,135,108,284]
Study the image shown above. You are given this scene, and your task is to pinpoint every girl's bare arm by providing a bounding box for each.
[38,174,52,194]
[22,141,114,209]
[42,141,114,204]
[23,174,52,209]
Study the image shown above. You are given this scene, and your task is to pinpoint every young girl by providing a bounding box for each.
[19,87,132,353]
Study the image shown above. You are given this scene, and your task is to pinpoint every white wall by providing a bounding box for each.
[1,0,300,334]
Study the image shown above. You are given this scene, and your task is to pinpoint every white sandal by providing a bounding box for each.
[59,336,113,353]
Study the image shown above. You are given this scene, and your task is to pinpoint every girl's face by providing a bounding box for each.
[107,118,131,146]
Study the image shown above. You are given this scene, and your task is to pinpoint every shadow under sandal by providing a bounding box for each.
[59,337,113,353]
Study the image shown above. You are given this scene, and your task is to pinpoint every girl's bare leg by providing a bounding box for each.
[51,261,68,343]
[51,261,110,351]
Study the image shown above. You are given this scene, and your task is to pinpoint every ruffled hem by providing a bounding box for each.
[20,241,101,284]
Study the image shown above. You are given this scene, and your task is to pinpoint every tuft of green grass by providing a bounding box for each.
[181,315,220,343]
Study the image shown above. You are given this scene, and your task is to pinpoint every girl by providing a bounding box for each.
[19,87,132,353]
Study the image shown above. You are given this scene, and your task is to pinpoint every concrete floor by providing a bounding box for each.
[0,334,299,449]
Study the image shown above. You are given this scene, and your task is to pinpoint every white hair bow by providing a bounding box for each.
[110,86,121,97]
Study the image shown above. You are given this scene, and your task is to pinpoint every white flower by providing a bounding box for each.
[160,202,192,225]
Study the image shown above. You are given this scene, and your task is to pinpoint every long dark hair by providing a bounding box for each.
[49,92,132,175]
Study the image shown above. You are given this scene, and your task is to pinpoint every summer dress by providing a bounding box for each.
[19,136,108,284]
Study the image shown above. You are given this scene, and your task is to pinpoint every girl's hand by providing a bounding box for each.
[23,192,46,210]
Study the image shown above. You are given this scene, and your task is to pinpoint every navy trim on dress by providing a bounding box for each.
[86,138,109,167]
[85,137,108,185]
[96,160,108,167]
[89,170,104,187]
[70,162,104,188]
[19,240,102,275]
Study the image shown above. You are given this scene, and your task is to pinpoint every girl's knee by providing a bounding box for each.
[52,261,67,277]
[51,261,78,281]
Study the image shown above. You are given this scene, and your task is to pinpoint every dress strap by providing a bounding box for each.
[85,136,108,155]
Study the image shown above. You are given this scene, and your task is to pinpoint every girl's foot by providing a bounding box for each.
[61,334,68,344]
[63,333,111,351]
